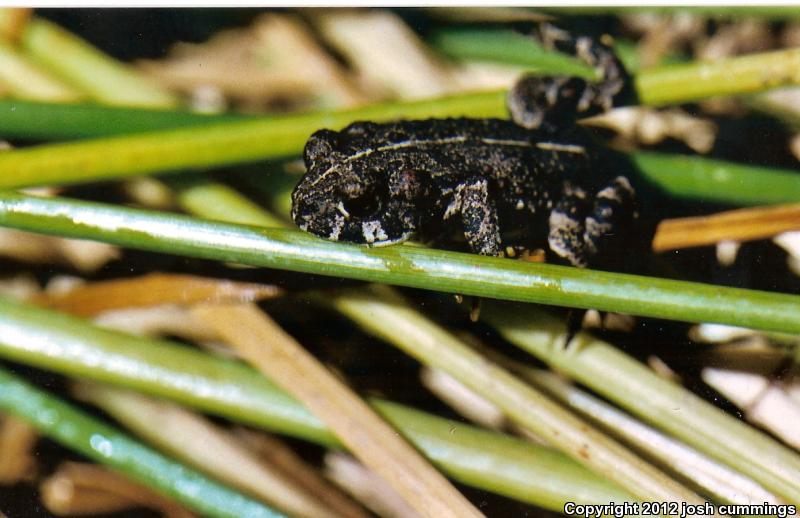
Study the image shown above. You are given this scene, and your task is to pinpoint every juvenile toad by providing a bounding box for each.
[292,25,638,268]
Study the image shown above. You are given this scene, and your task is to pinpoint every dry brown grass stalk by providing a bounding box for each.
[40,462,195,518]
[191,302,484,518]
[34,273,282,317]
[653,203,800,252]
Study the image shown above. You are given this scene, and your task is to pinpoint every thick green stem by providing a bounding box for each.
[636,48,800,106]
[0,365,284,518]
[2,191,800,334]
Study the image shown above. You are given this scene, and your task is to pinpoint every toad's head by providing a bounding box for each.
[291,127,420,246]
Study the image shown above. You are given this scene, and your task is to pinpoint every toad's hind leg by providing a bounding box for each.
[547,176,637,268]
[448,178,503,256]
[553,176,636,342]
[546,185,594,342]
[508,23,636,132]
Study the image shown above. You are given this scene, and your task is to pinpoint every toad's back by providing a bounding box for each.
[334,118,598,189]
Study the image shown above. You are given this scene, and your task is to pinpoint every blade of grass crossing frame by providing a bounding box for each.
[2,192,800,334]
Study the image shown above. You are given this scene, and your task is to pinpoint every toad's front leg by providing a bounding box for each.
[445,177,503,257]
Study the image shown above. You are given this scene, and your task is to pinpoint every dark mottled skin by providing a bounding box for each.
[292,25,638,268]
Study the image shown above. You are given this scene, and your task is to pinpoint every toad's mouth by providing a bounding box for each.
[331,198,416,246]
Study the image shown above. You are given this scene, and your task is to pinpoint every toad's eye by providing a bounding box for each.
[343,184,385,218]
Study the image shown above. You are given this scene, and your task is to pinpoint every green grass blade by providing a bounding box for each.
[0,99,247,140]
[0,90,506,189]
[0,365,285,518]
[630,151,800,206]
[429,29,598,79]
[371,403,635,510]
[636,48,800,106]
[0,293,331,444]
[0,295,630,509]
[1,191,800,333]
[482,304,800,504]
